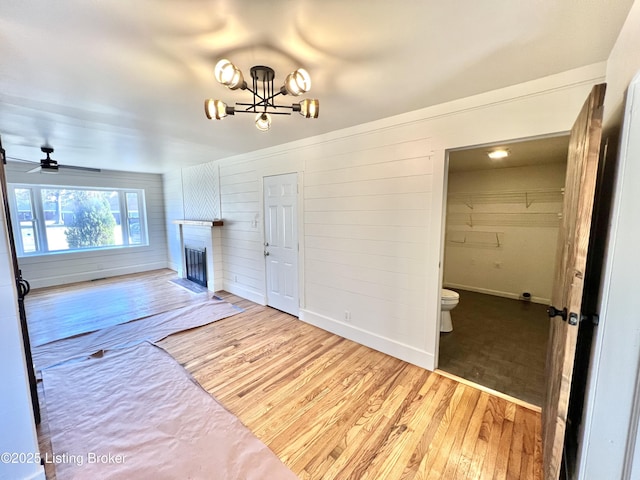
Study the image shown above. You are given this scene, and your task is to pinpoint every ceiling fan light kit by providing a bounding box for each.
[33,147,59,174]
[204,59,319,131]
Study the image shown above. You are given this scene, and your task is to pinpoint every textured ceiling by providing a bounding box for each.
[0,0,634,173]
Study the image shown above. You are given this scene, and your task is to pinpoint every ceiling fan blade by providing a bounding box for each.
[59,164,102,173]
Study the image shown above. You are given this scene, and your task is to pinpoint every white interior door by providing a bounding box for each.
[264,173,299,316]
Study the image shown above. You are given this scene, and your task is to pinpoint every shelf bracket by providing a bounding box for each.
[525,191,534,208]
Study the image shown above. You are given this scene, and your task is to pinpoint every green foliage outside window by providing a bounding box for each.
[64,191,117,248]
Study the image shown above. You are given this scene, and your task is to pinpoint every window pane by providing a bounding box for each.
[20,223,37,253]
[14,188,37,253]
[126,192,141,244]
[41,188,70,251]
[11,184,146,257]
[49,189,120,250]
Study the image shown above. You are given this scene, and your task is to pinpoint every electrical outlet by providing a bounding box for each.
[344,310,351,321]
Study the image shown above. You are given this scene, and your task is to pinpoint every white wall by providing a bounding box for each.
[603,0,640,129]
[444,162,566,303]
[0,191,44,480]
[163,170,184,272]
[579,72,640,480]
[218,150,300,305]
[5,163,168,288]
[578,0,640,475]
[163,162,223,290]
[160,63,605,370]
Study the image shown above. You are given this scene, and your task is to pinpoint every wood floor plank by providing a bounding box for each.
[273,355,408,469]
[477,397,508,480]
[398,378,459,480]
[520,409,540,480]
[352,372,440,480]
[423,387,482,480]
[29,270,543,480]
[411,382,468,478]
[506,407,526,479]
[493,403,517,480]
[315,367,433,480]
[464,395,497,479]
[450,392,491,479]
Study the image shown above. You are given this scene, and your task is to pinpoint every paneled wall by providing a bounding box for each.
[163,63,606,370]
[163,171,184,272]
[444,162,567,303]
[163,162,222,290]
[218,157,268,303]
[301,135,434,353]
[5,163,168,288]
[0,172,45,480]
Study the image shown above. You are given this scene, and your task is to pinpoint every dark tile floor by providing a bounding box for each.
[438,289,549,406]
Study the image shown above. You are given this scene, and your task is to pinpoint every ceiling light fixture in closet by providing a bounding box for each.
[487,149,510,160]
[204,59,319,131]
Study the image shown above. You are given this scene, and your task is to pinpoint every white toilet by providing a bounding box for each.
[440,289,460,333]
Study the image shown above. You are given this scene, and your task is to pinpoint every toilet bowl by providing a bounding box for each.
[440,289,459,333]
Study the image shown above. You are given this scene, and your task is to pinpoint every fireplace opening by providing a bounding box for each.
[185,246,207,287]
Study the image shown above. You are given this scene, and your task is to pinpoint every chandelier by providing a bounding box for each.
[204,59,319,131]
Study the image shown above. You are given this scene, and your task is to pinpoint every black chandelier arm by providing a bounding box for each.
[243,87,285,107]
[231,106,294,116]
[235,102,295,109]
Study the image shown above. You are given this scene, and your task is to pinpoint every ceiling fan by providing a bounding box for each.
[26,146,101,174]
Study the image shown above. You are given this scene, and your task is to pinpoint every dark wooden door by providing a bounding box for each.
[0,137,40,424]
[542,83,606,479]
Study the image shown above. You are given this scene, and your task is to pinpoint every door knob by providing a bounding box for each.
[264,251,270,256]
[547,306,567,320]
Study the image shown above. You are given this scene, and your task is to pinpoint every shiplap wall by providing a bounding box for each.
[218,157,282,304]
[163,171,184,272]
[0,178,44,480]
[302,134,433,353]
[163,63,606,370]
[5,163,167,288]
[163,162,222,290]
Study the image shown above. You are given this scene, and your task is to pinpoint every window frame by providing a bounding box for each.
[8,183,149,257]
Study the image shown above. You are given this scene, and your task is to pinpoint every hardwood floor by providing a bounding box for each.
[26,270,209,346]
[29,270,542,479]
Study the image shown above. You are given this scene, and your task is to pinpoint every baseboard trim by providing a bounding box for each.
[223,282,266,305]
[443,283,550,305]
[27,262,169,289]
[299,309,435,370]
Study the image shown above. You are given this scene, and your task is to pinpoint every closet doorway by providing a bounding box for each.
[438,135,569,406]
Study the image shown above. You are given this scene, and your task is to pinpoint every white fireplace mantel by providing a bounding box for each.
[172,219,224,227]
[173,219,223,291]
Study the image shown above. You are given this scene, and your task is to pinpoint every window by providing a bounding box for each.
[9,184,148,256]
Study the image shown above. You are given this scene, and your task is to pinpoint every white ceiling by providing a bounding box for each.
[0,0,634,174]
